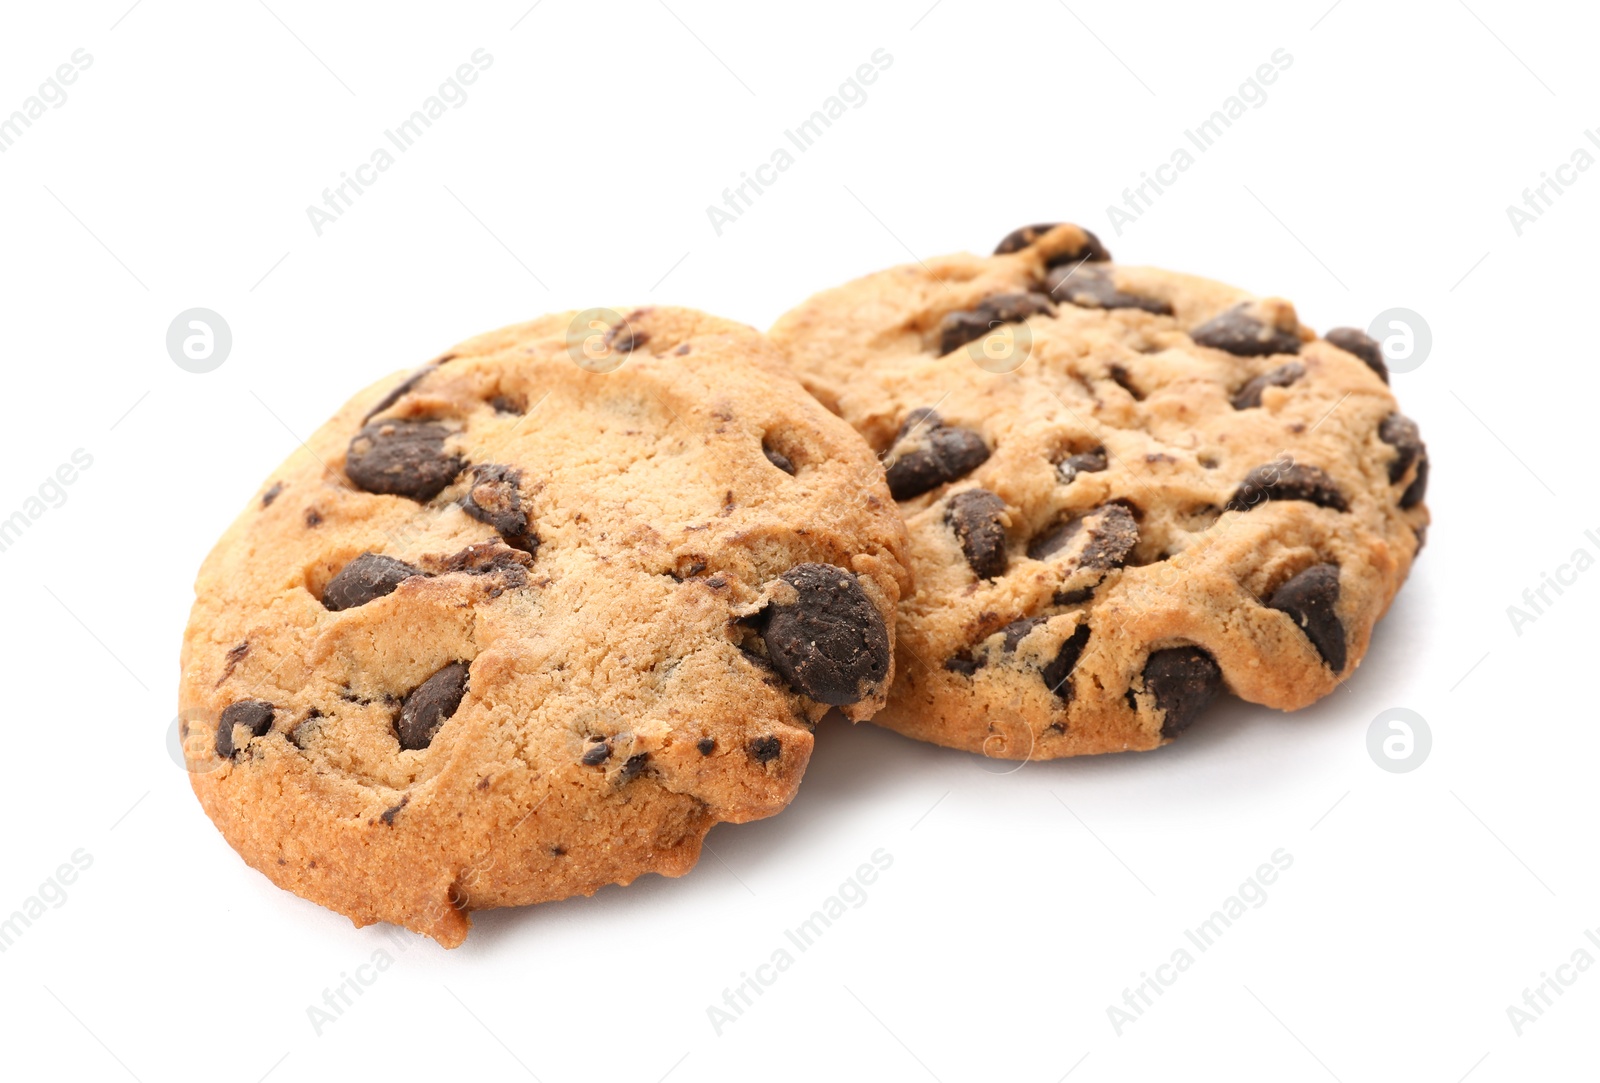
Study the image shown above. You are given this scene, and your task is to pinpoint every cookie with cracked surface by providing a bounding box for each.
[179,308,909,945]
[770,222,1429,759]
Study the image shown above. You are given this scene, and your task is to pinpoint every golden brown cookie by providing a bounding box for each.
[769,223,1428,760]
[178,307,909,945]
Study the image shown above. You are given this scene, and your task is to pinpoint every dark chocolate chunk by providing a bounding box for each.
[618,752,651,782]
[437,542,532,585]
[993,223,1111,263]
[885,418,991,500]
[380,796,408,825]
[1045,264,1172,315]
[1107,363,1144,401]
[1378,414,1424,484]
[748,736,781,763]
[582,739,612,766]
[897,408,943,437]
[944,652,982,676]
[219,641,249,684]
[1080,504,1140,568]
[489,394,526,414]
[999,616,1047,653]
[321,552,424,611]
[1267,564,1346,671]
[261,482,282,507]
[761,564,891,706]
[1326,327,1388,383]
[1191,304,1301,357]
[396,662,470,751]
[994,223,1060,255]
[215,699,274,759]
[696,737,716,755]
[938,292,1056,355]
[1225,461,1348,513]
[945,489,1010,578]
[604,323,648,354]
[345,420,465,502]
[763,445,796,474]
[289,709,321,750]
[1400,455,1428,509]
[1142,648,1222,737]
[1057,447,1108,484]
[1053,586,1094,605]
[362,364,436,423]
[1041,624,1090,698]
[1028,504,1139,568]
[304,508,323,527]
[460,463,537,552]
[1231,361,1306,410]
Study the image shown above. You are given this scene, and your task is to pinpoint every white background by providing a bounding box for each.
[1,1,1595,1080]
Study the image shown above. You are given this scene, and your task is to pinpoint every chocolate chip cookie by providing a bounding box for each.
[770,223,1429,759]
[179,308,909,944]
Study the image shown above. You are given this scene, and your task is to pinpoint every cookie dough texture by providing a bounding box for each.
[179,308,909,945]
[770,223,1429,760]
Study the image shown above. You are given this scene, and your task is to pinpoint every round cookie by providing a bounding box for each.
[769,223,1429,760]
[178,307,909,945]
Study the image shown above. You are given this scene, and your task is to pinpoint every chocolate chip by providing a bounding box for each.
[993,223,1111,263]
[460,463,537,552]
[218,641,249,685]
[897,408,942,436]
[945,489,1009,578]
[945,652,981,676]
[289,709,322,750]
[994,223,1060,255]
[1268,564,1346,671]
[761,564,891,706]
[345,420,465,502]
[1041,624,1090,699]
[938,291,1056,355]
[1400,455,1428,509]
[436,542,532,586]
[1028,504,1139,568]
[1000,616,1046,653]
[885,416,991,500]
[1045,264,1172,315]
[1191,304,1301,357]
[1107,363,1144,401]
[1326,327,1388,383]
[1142,648,1222,737]
[1231,361,1306,410]
[396,662,469,751]
[604,324,648,354]
[379,796,409,825]
[1057,447,1108,484]
[1378,414,1424,484]
[304,508,323,527]
[261,482,282,507]
[582,739,612,766]
[1226,461,1348,513]
[748,736,781,763]
[763,445,796,474]
[215,699,274,759]
[362,364,436,423]
[1053,586,1094,605]
[618,752,651,782]
[489,394,526,415]
[696,737,716,755]
[321,552,424,611]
